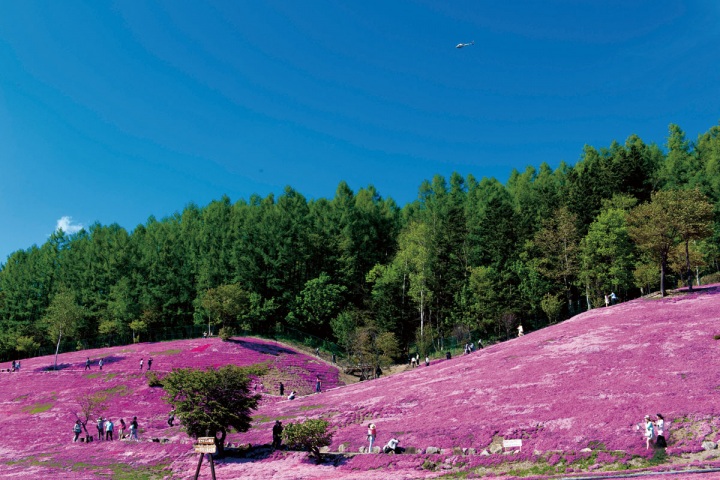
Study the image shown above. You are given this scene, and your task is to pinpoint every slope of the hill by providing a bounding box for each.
[1,288,719,479]
[216,286,720,479]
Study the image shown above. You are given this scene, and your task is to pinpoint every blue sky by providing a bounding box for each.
[1,0,719,262]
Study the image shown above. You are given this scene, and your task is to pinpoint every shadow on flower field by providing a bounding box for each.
[2,287,720,479]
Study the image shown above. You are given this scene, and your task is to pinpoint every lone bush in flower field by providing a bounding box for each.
[161,365,262,456]
[282,419,333,462]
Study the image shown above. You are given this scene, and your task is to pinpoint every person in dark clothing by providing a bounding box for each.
[272,420,283,449]
[279,382,284,397]
[168,409,175,427]
[96,417,104,441]
[85,357,91,370]
[147,357,153,370]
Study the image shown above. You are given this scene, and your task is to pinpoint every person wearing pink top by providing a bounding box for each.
[367,423,377,453]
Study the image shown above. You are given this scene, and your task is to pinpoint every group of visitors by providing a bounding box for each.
[84,357,105,370]
[604,292,619,307]
[83,356,153,371]
[73,416,139,442]
[9,360,21,372]
[97,416,139,442]
[640,413,667,449]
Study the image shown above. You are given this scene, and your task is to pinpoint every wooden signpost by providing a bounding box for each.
[194,437,217,480]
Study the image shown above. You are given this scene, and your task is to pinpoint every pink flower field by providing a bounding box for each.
[2,287,720,479]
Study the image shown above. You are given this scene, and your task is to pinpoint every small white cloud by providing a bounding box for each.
[56,216,83,234]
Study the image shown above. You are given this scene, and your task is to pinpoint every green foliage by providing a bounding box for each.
[128,320,147,343]
[161,365,261,456]
[218,326,234,341]
[146,371,164,387]
[540,294,563,323]
[42,288,85,369]
[281,418,333,460]
[289,273,346,335]
[15,335,40,355]
[201,283,250,331]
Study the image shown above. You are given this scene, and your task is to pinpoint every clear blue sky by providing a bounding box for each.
[1,1,719,262]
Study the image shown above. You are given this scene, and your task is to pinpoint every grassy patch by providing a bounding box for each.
[252,414,296,424]
[93,385,130,402]
[298,404,325,411]
[86,373,102,379]
[22,402,54,414]
[154,349,182,356]
[13,394,29,402]
[70,461,172,479]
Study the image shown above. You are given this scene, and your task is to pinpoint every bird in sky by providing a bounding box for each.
[455,41,474,49]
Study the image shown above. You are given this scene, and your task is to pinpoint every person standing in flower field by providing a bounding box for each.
[98,358,103,370]
[655,414,667,448]
[279,381,284,397]
[315,375,321,393]
[105,418,114,441]
[96,417,104,441]
[130,416,139,441]
[73,420,82,442]
[85,357,91,370]
[517,324,524,337]
[119,418,127,439]
[367,423,377,453]
[644,415,654,449]
[147,357,153,370]
[139,358,143,370]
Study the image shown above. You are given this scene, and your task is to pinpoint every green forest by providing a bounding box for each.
[2,123,720,362]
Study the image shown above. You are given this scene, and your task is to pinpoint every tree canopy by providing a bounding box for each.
[161,365,263,456]
[1,122,720,361]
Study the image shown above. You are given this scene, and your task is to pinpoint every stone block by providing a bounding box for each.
[702,441,718,451]
[425,446,440,455]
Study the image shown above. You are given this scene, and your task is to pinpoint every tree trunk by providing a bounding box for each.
[216,430,226,457]
[660,258,667,297]
[54,332,63,370]
[685,240,693,291]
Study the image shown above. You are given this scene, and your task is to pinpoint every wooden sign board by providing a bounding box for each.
[194,437,217,454]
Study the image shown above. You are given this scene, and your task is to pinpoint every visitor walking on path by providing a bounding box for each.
[85,357,91,370]
[315,375,321,393]
[139,358,143,370]
[517,324,524,337]
[147,358,153,370]
[279,382,284,397]
[99,358,103,370]
[73,420,82,442]
[120,418,127,439]
[367,423,377,453]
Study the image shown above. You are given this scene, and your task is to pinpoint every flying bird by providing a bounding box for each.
[456,41,474,49]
